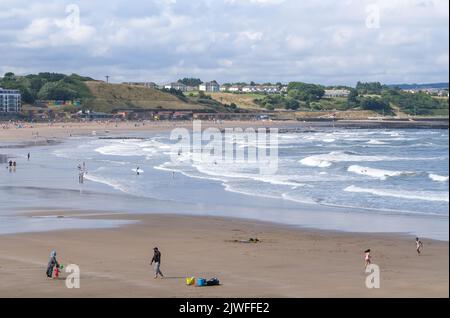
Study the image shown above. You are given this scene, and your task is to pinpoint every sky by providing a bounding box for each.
[0,0,448,85]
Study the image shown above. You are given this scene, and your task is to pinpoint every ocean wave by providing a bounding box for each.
[348,165,416,180]
[366,139,387,145]
[299,151,441,168]
[429,174,449,182]
[95,139,167,157]
[344,185,449,203]
[83,174,130,194]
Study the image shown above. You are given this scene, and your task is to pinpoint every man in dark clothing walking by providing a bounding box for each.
[150,247,164,279]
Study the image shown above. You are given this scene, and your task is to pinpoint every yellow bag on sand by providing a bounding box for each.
[186,277,196,285]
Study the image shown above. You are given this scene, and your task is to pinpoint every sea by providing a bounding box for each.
[0,128,448,240]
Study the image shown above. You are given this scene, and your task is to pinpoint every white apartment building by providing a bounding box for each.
[199,81,220,92]
[164,82,188,92]
[0,87,21,113]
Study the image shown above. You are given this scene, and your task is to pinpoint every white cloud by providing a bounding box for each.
[0,0,447,85]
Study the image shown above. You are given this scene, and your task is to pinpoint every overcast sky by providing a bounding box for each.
[0,0,448,85]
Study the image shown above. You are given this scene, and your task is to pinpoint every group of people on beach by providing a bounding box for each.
[46,247,164,280]
[364,237,424,268]
[4,153,30,172]
[7,160,17,171]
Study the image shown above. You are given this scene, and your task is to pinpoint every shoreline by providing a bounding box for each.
[0,211,448,298]
[15,209,450,242]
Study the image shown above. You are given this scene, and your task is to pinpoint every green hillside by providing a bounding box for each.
[1,72,231,113]
[83,81,210,113]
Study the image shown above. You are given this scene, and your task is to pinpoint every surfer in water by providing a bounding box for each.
[136,167,140,176]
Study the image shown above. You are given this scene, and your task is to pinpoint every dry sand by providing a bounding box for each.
[0,121,287,143]
[0,212,448,298]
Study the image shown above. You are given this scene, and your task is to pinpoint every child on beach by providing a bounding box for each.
[46,250,60,278]
[364,249,371,268]
[416,238,423,255]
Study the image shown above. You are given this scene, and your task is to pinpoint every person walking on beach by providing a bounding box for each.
[27,153,30,161]
[416,238,423,256]
[150,247,164,279]
[46,250,60,278]
[364,249,371,268]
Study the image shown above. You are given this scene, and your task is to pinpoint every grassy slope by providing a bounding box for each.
[84,81,208,113]
[209,92,264,111]
[208,93,379,118]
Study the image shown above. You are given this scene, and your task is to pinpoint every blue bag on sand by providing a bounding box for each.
[197,278,206,286]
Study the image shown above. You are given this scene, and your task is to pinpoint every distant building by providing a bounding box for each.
[164,82,188,92]
[324,89,350,98]
[242,86,255,93]
[0,87,21,113]
[123,82,158,89]
[221,85,242,92]
[74,110,114,120]
[199,81,220,92]
[229,86,241,92]
[239,85,281,94]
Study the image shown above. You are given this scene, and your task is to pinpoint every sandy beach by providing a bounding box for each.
[1,119,447,144]
[0,121,287,143]
[0,212,448,298]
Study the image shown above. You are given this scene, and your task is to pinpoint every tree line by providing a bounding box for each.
[0,72,93,104]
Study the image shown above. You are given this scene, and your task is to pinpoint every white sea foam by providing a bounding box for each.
[95,139,166,157]
[348,165,416,180]
[344,185,449,203]
[299,151,438,168]
[429,174,449,182]
[84,174,130,194]
[366,139,387,145]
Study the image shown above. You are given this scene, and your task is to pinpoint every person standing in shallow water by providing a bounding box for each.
[416,237,423,255]
[150,247,164,279]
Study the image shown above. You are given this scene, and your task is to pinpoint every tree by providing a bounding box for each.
[178,78,202,87]
[3,72,15,79]
[347,88,359,107]
[284,98,299,110]
[287,82,325,102]
[37,82,79,100]
[356,82,383,94]
[360,97,393,115]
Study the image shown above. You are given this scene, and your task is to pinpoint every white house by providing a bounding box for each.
[164,82,187,92]
[241,86,255,93]
[199,81,220,92]
[324,89,350,98]
[229,86,241,92]
[0,87,21,113]
[221,85,241,92]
